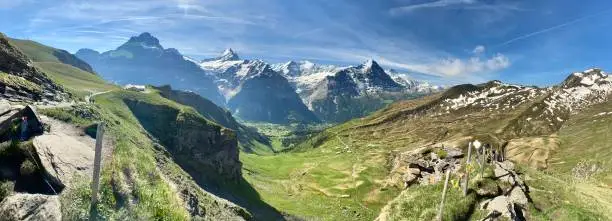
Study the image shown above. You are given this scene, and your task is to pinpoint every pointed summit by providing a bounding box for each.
[118,32,163,50]
[562,68,609,88]
[219,48,240,61]
[361,59,384,73]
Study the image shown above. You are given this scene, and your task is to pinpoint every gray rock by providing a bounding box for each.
[403,173,418,187]
[482,195,513,218]
[408,168,420,175]
[0,100,10,115]
[434,161,449,173]
[0,194,61,221]
[444,147,464,158]
[509,187,529,207]
[33,134,95,189]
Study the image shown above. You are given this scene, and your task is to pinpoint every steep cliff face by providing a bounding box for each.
[154,85,270,152]
[124,99,241,183]
[155,85,237,129]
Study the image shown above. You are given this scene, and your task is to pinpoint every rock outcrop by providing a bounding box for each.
[480,161,530,220]
[32,134,95,190]
[124,99,242,183]
[0,33,67,102]
[0,194,62,221]
[154,85,269,152]
[386,146,464,188]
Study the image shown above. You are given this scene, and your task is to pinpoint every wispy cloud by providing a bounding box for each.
[0,0,32,9]
[472,45,485,54]
[498,8,612,46]
[390,0,476,15]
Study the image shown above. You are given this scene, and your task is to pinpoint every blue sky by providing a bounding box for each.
[1,0,612,86]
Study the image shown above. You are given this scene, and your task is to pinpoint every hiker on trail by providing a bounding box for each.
[21,116,28,141]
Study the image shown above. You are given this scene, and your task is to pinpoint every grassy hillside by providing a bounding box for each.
[41,90,254,220]
[34,62,116,99]
[8,38,93,73]
[241,119,399,220]
[525,99,612,220]
[241,81,612,220]
[8,38,117,99]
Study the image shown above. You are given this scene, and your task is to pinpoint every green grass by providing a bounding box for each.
[0,71,43,93]
[0,181,14,202]
[43,90,258,220]
[7,37,117,100]
[241,119,400,220]
[242,121,331,154]
[520,166,608,221]
[42,92,196,220]
[380,181,477,221]
[549,100,612,185]
[34,62,117,99]
[8,38,65,63]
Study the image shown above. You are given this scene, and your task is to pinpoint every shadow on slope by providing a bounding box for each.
[124,99,287,220]
[153,85,272,154]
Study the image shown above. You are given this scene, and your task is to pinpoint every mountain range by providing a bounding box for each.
[75,33,225,106]
[77,33,441,123]
[1,30,611,221]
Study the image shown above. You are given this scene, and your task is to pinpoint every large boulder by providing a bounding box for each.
[0,193,61,221]
[32,133,95,189]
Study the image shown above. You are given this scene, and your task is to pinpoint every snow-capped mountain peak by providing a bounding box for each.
[199,49,244,71]
[361,59,377,70]
[219,48,240,61]
[563,68,609,88]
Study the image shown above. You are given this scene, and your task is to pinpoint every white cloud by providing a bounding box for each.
[390,0,476,15]
[472,45,485,54]
[424,53,510,76]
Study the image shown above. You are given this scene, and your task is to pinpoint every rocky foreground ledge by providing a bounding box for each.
[378,144,533,221]
[0,101,112,221]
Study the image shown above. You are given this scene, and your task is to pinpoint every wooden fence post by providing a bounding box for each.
[437,169,452,221]
[463,142,472,196]
[490,145,494,163]
[480,144,486,178]
[90,122,105,211]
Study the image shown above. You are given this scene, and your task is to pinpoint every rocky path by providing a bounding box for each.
[85,90,114,103]
[38,115,114,168]
[0,102,115,221]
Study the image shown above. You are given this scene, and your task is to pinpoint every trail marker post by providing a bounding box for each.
[472,140,483,178]
[90,122,105,211]
[463,142,472,196]
[437,169,452,221]
[490,145,494,163]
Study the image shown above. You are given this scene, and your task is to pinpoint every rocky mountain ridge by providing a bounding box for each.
[199,50,320,124]
[75,32,224,106]
[200,48,441,122]
[79,32,441,124]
